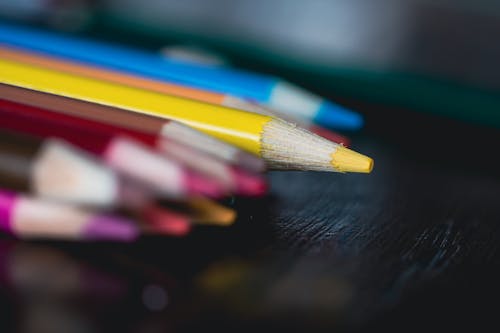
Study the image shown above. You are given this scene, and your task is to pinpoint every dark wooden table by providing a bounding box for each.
[0,101,499,333]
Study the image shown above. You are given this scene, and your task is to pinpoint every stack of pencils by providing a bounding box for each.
[0,22,373,243]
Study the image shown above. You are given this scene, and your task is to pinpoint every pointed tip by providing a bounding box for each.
[315,101,364,130]
[331,146,373,173]
[188,198,237,226]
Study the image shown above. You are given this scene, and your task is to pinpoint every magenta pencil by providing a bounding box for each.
[0,189,139,242]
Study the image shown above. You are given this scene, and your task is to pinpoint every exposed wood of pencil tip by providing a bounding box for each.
[261,119,373,173]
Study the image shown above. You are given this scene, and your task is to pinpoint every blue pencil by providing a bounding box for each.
[0,23,363,130]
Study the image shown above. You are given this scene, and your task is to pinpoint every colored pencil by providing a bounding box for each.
[0,59,373,173]
[142,197,237,229]
[0,130,124,207]
[155,139,267,196]
[184,198,237,226]
[0,22,363,130]
[0,85,265,173]
[0,46,253,113]
[0,100,225,199]
[0,133,229,233]
[0,130,181,209]
[170,197,237,227]
[0,188,139,241]
[0,46,350,145]
[0,96,267,196]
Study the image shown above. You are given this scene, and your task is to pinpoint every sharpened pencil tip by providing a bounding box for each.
[261,119,369,172]
[188,198,237,226]
[331,146,373,173]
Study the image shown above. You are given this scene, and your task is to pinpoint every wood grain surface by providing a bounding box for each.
[0,101,499,333]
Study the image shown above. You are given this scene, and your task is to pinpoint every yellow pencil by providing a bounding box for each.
[0,58,373,173]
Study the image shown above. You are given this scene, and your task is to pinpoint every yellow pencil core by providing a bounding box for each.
[331,146,374,173]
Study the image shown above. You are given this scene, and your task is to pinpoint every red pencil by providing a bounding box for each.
[0,98,266,196]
